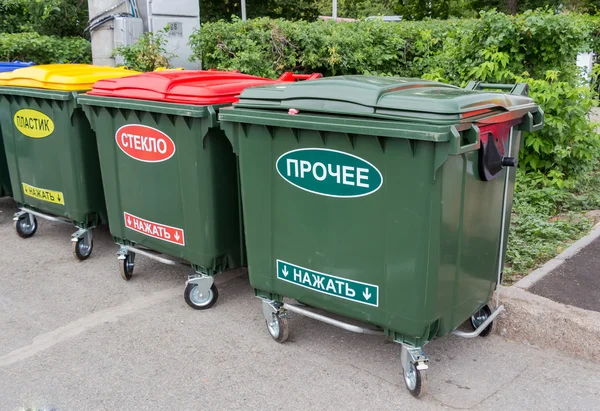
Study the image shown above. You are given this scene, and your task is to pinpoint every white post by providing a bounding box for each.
[241,0,247,21]
[332,0,337,20]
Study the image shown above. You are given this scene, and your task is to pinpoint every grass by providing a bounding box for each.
[503,170,600,284]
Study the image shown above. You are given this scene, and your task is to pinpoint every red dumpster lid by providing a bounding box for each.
[87,70,321,105]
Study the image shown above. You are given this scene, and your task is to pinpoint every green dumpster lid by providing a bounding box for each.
[234,76,537,122]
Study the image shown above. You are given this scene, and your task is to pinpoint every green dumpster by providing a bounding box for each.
[0,64,137,259]
[78,70,321,310]
[219,76,544,397]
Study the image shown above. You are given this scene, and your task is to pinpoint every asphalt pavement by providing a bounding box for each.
[1,196,600,411]
[530,236,600,312]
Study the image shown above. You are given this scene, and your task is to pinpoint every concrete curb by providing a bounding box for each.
[513,222,600,289]
[496,286,600,362]
[500,223,600,360]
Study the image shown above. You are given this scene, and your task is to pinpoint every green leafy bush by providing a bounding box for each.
[516,74,599,186]
[188,17,446,78]
[0,0,89,38]
[114,29,175,72]
[0,32,91,64]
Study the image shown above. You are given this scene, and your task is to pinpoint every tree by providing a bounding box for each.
[0,0,89,37]
[200,0,319,23]
[316,0,396,18]
[393,0,452,20]
[467,0,588,15]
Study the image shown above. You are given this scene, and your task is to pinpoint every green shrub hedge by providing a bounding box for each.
[189,11,600,186]
[0,32,91,64]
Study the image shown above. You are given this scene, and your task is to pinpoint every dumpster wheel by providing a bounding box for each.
[14,213,37,239]
[470,304,494,337]
[184,282,218,310]
[401,345,429,398]
[119,253,135,281]
[266,312,289,343]
[73,237,93,261]
[403,361,427,398]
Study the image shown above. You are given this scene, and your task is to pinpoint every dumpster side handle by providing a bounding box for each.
[465,81,530,97]
[450,124,480,155]
[433,124,480,182]
[520,108,545,132]
[277,72,323,82]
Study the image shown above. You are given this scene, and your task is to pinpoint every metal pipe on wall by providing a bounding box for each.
[87,0,129,66]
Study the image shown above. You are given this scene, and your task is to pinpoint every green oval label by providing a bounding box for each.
[276,148,383,198]
[14,109,54,138]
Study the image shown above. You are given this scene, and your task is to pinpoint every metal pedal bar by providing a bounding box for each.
[18,207,71,224]
[282,303,383,335]
[452,305,505,339]
[122,245,189,267]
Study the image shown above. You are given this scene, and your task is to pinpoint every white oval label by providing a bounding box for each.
[276,148,383,198]
[115,124,176,163]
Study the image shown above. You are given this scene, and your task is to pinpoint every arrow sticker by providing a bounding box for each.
[21,182,65,205]
[276,259,379,307]
[123,212,185,246]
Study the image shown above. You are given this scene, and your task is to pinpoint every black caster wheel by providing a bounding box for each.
[184,282,218,310]
[14,213,37,239]
[119,253,135,281]
[73,237,93,261]
[403,361,427,398]
[266,312,289,343]
[470,304,494,337]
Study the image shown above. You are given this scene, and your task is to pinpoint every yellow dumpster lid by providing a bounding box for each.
[0,64,138,91]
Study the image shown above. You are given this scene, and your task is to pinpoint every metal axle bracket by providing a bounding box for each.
[117,246,128,259]
[400,345,429,371]
[186,274,214,296]
[261,300,284,322]
[13,210,35,226]
[71,227,93,245]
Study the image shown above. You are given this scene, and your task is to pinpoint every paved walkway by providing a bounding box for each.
[530,236,600,312]
[1,197,600,411]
